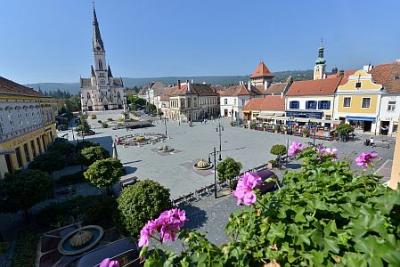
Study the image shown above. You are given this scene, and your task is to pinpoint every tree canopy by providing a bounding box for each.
[83,158,123,189]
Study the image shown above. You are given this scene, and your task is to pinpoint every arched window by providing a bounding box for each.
[98,59,103,70]
[87,92,91,99]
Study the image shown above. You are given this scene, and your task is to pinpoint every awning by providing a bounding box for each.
[346,116,376,122]
[257,112,285,120]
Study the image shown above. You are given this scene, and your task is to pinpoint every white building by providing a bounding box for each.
[80,7,127,112]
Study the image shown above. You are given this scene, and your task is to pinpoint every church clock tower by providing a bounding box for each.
[313,46,326,80]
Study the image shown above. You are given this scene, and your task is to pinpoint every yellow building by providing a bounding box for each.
[0,76,57,178]
[334,66,383,133]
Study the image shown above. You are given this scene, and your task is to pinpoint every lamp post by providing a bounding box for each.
[208,147,219,198]
[216,122,224,161]
[164,116,168,137]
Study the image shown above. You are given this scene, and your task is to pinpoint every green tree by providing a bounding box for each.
[0,169,53,220]
[270,144,287,166]
[117,180,172,237]
[80,146,110,166]
[65,95,81,112]
[83,158,123,193]
[28,151,65,173]
[217,157,242,189]
[335,123,354,141]
[76,117,91,134]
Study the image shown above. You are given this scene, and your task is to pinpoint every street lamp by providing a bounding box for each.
[164,116,168,137]
[208,147,220,198]
[216,122,224,161]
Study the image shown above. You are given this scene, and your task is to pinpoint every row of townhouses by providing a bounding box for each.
[140,46,400,135]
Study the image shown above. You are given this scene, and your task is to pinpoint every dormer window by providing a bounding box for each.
[355,82,361,88]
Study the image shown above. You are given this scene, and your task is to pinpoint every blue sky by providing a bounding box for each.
[0,0,399,84]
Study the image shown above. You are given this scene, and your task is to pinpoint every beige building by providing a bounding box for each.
[165,80,219,122]
[0,76,57,178]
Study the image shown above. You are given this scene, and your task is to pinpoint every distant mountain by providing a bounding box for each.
[26,70,313,94]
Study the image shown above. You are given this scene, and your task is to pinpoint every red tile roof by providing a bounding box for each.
[243,95,285,112]
[251,61,273,78]
[286,76,345,96]
[265,83,287,95]
[219,84,253,96]
[0,76,43,97]
[370,61,400,94]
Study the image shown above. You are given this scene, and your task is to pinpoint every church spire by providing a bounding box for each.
[107,65,113,77]
[92,5,104,51]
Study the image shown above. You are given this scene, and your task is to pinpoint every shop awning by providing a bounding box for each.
[257,112,285,119]
[346,116,376,122]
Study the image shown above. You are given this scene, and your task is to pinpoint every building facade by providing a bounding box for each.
[243,95,285,122]
[334,67,383,133]
[166,80,219,122]
[0,77,57,178]
[80,7,127,112]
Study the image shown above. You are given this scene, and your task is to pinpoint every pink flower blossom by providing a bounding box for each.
[355,151,378,168]
[288,141,304,157]
[100,258,119,267]
[233,172,261,206]
[138,208,186,247]
[316,145,337,157]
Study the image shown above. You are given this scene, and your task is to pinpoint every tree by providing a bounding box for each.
[217,157,242,189]
[80,146,110,166]
[335,123,354,141]
[117,180,172,237]
[0,169,53,220]
[83,158,123,193]
[28,151,65,173]
[48,138,75,155]
[76,117,91,134]
[65,95,81,112]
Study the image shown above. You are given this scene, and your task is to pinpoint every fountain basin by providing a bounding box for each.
[58,225,104,256]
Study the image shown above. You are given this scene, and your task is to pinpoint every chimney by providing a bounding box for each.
[186,80,191,92]
[177,80,181,89]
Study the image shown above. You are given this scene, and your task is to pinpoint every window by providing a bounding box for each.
[355,82,361,89]
[318,100,331,110]
[98,59,103,70]
[306,101,317,110]
[343,97,351,107]
[224,98,228,105]
[242,99,245,106]
[289,101,299,109]
[234,98,236,105]
[388,101,396,111]
[362,98,371,108]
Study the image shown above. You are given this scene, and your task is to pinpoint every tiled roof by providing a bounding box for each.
[192,83,218,96]
[159,95,170,101]
[243,96,285,112]
[219,84,253,96]
[251,61,273,78]
[286,76,344,96]
[265,83,287,95]
[0,76,43,97]
[370,61,400,94]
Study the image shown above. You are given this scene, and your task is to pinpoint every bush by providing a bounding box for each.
[83,158,123,190]
[12,229,39,267]
[91,114,97,119]
[36,195,117,228]
[47,138,75,163]
[56,171,85,186]
[80,146,110,166]
[75,140,98,152]
[102,122,109,128]
[270,144,287,156]
[117,180,172,237]
[98,120,102,123]
[217,157,242,188]
[28,151,65,172]
[335,123,354,135]
[1,169,53,219]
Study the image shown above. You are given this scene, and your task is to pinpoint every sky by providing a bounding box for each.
[0,0,399,84]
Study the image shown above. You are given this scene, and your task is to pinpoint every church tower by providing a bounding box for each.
[313,46,326,80]
[80,6,127,112]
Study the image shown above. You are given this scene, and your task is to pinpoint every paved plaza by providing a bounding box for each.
[63,112,396,199]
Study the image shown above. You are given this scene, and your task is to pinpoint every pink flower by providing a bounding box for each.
[233,172,261,206]
[100,258,119,267]
[355,151,378,168]
[288,141,304,157]
[138,208,187,247]
[316,145,337,157]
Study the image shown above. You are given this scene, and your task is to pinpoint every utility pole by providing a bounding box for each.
[216,122,224,161]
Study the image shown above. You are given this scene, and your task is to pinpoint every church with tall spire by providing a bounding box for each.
[80,6,127,112]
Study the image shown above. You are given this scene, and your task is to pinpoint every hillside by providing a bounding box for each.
[26,70,313,94]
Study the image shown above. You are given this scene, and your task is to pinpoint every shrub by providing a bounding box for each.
[75,140,98,152]
[141,148,400,266]
[83,158,123,190]
[117,180,172,237]
[102,122,109,128]
[36,195,117,228]
[91,114,97,119]
[217,157,242,188]
[97,120,102,123]
[28,151,65,172]
[80,146,110,166]
[270,144,287,157]
[1,169,53,219]
[56,171,85,186]
[12,229,39,267]
[335,123,354,135]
